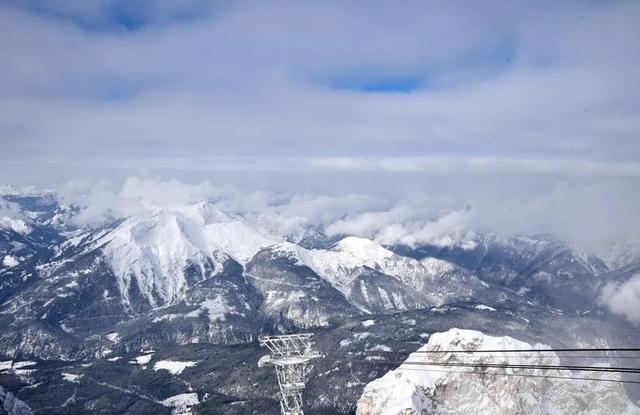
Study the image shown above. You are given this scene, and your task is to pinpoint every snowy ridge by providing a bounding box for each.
[595,240,640,271]
[97,202,278,308]
[357,328,640,415]
[269,236,458,294]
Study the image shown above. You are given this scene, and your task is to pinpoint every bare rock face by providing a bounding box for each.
[357,328,640,415]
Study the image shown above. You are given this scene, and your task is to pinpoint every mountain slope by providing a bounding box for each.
[76,202,278,310]
[265,237,515,313]
[357,328,640,415]
[393,234,612,312]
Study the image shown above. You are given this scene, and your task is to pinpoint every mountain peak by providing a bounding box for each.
[93,203,279,308]
[331,236,393,259]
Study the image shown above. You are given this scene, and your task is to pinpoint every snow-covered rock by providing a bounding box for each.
[161,393,199,415]
[269,237,463,296]
[97,202,277,307]
[252,236,499,316]
[131,352,154,366]
[2,255,19,267]
[357,328,640,415]
[300,237,437,293]
[153,360,198,375]
[61,373,81,383]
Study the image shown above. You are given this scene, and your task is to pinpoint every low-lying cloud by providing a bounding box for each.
[52,176,640,256]
[599,275,640,325]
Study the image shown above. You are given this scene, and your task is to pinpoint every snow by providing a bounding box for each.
[592,240,640,270]
[199,296,241,322]
[419,257,458,276]
[204,219,276,264]
[13,369,36,378]
[63,281,78,289]
[153,314,181,323]
[62,373,81,383]
[361,319,376,327]
[353,332,371,340]
[339,339,352,348]
[185,309,202,318]
[360,281,370,304]
[56,292,74,298]
[107,357,121,362]
[2,255,19,267]
[357,328,640,415]
[377,287,393,309]
[271,237,460,296]
[98,203,278,308]
[474,304,497,311]
[368,344,392,352]
[105,332,119,341]
[11,361,36,369]
[303,237,420,292]
[391,292,407,310]
[131,352,154,366]
[153,360,198,375]
[161,393,199,415]
[0,361,12,371]
[90,203,462,313]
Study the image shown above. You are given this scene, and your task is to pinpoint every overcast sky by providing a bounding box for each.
[1,0,639,249]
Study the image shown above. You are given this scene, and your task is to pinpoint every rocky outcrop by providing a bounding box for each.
[357,328,640,415]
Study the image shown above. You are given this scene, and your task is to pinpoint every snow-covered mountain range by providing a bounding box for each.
[1,188,639,414]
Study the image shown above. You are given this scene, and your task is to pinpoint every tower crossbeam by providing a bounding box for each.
[259,333,322,415]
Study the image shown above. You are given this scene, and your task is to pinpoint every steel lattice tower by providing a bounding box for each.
[259,333,322,415]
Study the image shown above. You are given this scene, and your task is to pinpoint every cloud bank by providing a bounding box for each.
[0,0,639,186]
[1,2,638,256]
[599,275,640,325]
[54,177,640,255]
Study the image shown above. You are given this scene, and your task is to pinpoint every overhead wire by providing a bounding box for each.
[353,346,640,385]
[385,347,640,354]
[392,366,640,385]
[370,360,640,374]
[363,351,640,359]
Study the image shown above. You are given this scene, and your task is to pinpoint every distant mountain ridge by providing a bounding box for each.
[0,189,638,361]
[1,189,640,414]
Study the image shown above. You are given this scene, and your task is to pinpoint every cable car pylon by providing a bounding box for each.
[259,333,322,415]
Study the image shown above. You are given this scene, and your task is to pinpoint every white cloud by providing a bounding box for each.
[56,177,384,239]
[0,199,22,217]
[59,177,222,226]
[53,176,640,255]
[326,205,477,249]
[599,275,640,325]
[0,1,639,185]
[476,181,640,252]
[324,179,640,252]
[307,157,640,178]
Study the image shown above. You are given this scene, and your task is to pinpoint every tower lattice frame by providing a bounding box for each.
[259,333,322,415]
